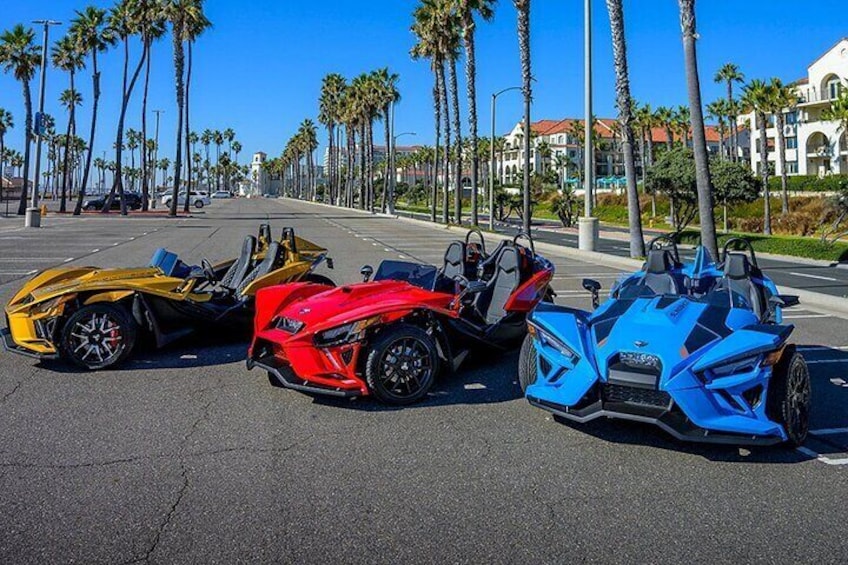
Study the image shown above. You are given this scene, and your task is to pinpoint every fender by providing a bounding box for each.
[254,283,331,333]
[83,290,135,305]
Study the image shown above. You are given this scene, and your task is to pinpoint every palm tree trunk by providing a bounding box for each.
[367,120,375,212]
[439,61,450,225]
[758,112,771,234]
[381,105,390,213]
[517,0,532,234]
[328,123,335,205]
[17,80,33,215]
[431,77,441,223]
[359,124,366,209]
[60,72,76,214]
[463,13,481,226]
[170,32,185,217]
[141,39,151,211]
[607,0,645,258]
[727,81,737,162]
[679,0,718,258]
[183,41,194,213]
[449,58,463,224]
[74,50,100,216]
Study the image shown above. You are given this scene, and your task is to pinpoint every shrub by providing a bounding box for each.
[768,174,848,193]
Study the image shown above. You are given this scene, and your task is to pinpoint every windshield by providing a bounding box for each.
[373,260,437,290]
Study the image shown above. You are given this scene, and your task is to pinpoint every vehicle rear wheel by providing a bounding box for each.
[60,303,137,370]
[766,346,811,447]
[194,200,204,209]
[303,273,335,287]
[365,324,439,405]
[518,333,538,393]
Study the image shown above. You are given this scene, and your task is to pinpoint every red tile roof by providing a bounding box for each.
[527,119,721,143]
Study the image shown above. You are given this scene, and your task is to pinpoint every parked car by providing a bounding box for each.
[211,191,231,199]
[247,230,555,405]
[161,190,212,208]
[520,236,810,446]
[82,193,142,211]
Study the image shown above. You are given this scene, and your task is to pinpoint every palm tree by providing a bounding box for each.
[139,0,167,211]
[70,7,114,215]
[606,0,644,258]
[0,24,41,215]
[714,62,744,162]
[673,105,690,147]
[455,0,495,226]
[655,106,675,149]
[100,0,148,215]
[514,0,532,234]
[770,78,798,214]
[319,73,347,206]
[0,108,13,210]
[200,128,212,188]
[165,0,190,215]
[822,88,848,136]
[411,0,448,223]
[706,99,729,161]
[181,2,211,212]
[213,129,223,191]
[52,34,85,213]
[742,78,773,235]
[374,68,400,213]
[678,0,718,258]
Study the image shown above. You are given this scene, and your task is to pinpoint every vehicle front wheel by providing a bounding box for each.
[60,303,138,370]
[518,333,538,393]
[303,273,335,287]
[766,346,811,447]
[194,200,204,209]
[365,324,439,405]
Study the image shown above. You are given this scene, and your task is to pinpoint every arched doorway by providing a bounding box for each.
[806,132,831,177]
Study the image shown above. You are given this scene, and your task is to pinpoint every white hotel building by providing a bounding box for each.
[742,38,848,177]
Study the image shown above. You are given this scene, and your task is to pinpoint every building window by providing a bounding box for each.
[828,79,842,100]
[786,111,797,125]
[786,161,798,174]
[786,137,797,149]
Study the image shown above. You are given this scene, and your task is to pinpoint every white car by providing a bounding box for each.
[211,191,231,199]
[161,191,212,209]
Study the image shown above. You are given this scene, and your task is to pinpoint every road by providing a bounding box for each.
[1,197,847,563]
[397,209,848,298]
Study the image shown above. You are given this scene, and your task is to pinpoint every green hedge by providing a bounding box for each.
[767,174,848,193]
[676,230,848,262]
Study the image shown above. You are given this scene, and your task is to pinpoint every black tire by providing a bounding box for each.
[365,323,439,405]
[518,333,538,393]
[766,346,811,447]
[303,273,335,287]
[60,303,138,370]
[84,204,94,211]
[194,200,204,209]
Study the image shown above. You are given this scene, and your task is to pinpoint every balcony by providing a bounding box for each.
[810,145,832,158]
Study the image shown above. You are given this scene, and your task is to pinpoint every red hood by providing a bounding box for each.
[278,280,454,333]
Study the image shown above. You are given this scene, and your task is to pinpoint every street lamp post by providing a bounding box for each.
[490,87,521,232]
[578,0,599,250]
[25,19,61,228]
[390,129,416,214]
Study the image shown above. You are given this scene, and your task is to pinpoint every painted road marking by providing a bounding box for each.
[810,427,848,436]
[796,447,848,466]
[788,271,838,282]
[830,378,848,387]
[798,345,848,351]
[63,258,74,263]
[806,358,847,364]
[0,257,68,262]
[398,255,407,259]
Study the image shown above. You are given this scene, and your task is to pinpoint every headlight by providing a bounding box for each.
[314,316,380,347]
[700,348,782,381]
[528,322,580,364]
[30,295,73,316]
[274,317,304,334]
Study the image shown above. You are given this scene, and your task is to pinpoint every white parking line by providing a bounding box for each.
[789,271,838,282]
[63,258,74,263]
[91,249,100,253]
[796,447,848,466]
[799,345,848,351]
[806,358,847,365]
[811,427,848,436]
[783,314,832,319]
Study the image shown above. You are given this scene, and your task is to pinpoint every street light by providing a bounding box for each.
[490,86,521,231]
[152,109,164,208]
[25,19,61,228]
[578,0,599,251]
[389,131,416,212]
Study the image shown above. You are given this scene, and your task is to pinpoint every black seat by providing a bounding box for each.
[219,235,257,292]
[441,241,466,280]
[473,246,522,325]
[237,242,282,296]
[641,249,681,295]
[714,252,767,319]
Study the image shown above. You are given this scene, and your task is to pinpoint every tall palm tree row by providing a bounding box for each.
[139,0,167,211]
[181,3,211,212]
[769,78,798,215]
[0,24,42,215]
[0,108,13,208]
[605,0,645,259]
[742,78,774,235]
[318,73,347,206]
[51,34,85,213]
[514,0,532,234]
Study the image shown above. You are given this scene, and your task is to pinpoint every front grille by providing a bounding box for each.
[603,383,671,409]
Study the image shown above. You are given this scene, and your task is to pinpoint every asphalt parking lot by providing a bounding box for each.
[1,197,847,563]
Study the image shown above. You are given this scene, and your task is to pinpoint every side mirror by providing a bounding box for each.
[583,278,601,310]
[776,294,799,308]
[768,295,786,309]
[464,280,488,295]
[326,257,334,270]
[360,265,374,282]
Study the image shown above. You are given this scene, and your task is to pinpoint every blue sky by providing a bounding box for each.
[1,0,846,173]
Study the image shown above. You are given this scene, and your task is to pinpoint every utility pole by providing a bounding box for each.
[26,19,61,228]
[578,0,598,250]
[490,87,521,232]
